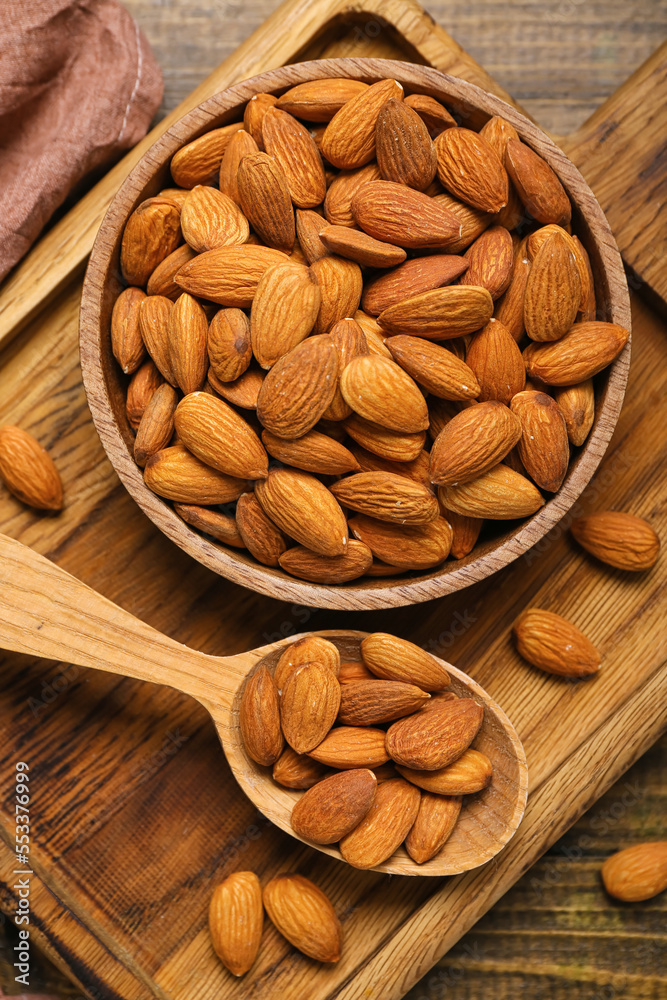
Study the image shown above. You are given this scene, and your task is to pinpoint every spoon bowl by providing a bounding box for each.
[0,533,527,875]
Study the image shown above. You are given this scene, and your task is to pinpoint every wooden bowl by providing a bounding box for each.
[80,58,631,610]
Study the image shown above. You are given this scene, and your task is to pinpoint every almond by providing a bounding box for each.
[386,697,483,770]
[465,318,526,403]
[209,367,264,410]
[324,163,382,228]
[310,255,363,335]
[144,444,248,504]
[209,871,263,977]
[134,383,178,467]
[572,235,596,319]
[262,428,359,475]
[308,726,389,769]
[331,471,439,524]
[354,309,392,357]
[405,792,462,864]
[237,151,295,252]
[554,380,595,447]
[120,198,182,286]
[601,842,667,902]
[0,426,63,511]
[239,663,284,765]
[397,749,493,795]
[207,308,252,383]
[235,492,287,566]
[138,294,175,383]
[147,243,197,300]
[339,777,420,869]
[338,661,374,683]
[441,462,544,519]
[419,692,459,713]
[280,661,341,754]
[362,254,468,315]
[377,285,493,339]
[433,192,492,253]
[219,129,259,205]
[523,321,629,385]
[318,225,406,268]
[261,107,327,208]
[291,768,377,844]
[175,244,289,306]
[170,122,243,187]
[403,93,456,137]
[350,445,432,490]
[255,467,348,557]
[256,336,338,438]
[375,98,437,191]
[435,128,508,213]
[360,633,450,691]
[513,608,600,676]
[478,116,524,230]
[570,511,660,571]
[295,208,330,263]
[157,187,189,210]
[339,355,429,433]
[322,317,369,421]
[272,746,331,789]
[385,335,480,401]
[461,225,514,300]
[321,78,404,169]
[243,93,278,148]
[111,287,146,374]
[276,78,369,121]
[505,138,571,226]
[174,391,267,479]
[524,230,581,341]
[352,180,460,249]
[510,390,569,492]
[263,874,341,963]
[429,400,523,486]
[174,503,245,548]
[274,636,341,689]
[439,504,483,559]
[493,248,530,341]
[349,514,453,569]
[126,360,164,429]
[180,185,249,252]
[279,539,374,584]
[250,262,321,368]
[168,293,209,394]
[338,680,430,726]
[345,414,427,465]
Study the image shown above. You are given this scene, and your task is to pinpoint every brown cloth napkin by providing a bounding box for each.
[0,0,163,281]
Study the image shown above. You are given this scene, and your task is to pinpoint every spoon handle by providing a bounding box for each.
[0,533,234,704]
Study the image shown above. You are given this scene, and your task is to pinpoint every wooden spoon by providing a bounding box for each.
[0,533,527,875]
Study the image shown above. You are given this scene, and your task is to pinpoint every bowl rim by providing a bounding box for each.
[80,57,631,611]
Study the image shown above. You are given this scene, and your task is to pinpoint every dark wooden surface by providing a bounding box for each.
[125,0,667,135]
[2,734,664,998]
[0,0,665,997]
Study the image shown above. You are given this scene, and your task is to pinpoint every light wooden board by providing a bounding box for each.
[0,1,665,998]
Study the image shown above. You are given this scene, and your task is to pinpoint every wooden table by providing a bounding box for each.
[0,0,665,997]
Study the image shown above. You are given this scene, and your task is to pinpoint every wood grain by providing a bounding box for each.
[0,548,528,878]
[80,57,630,610]
[0,1,665,998]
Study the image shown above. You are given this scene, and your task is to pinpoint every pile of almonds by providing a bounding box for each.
[111,76,630,584]
[240,632,492,868]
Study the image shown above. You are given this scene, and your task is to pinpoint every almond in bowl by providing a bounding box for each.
[81,59,630,609]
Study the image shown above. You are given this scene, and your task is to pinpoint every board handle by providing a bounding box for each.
[562,41,667,310]
[0,533,233,704]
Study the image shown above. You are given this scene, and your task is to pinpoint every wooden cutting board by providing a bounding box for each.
[0,1,665,998]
